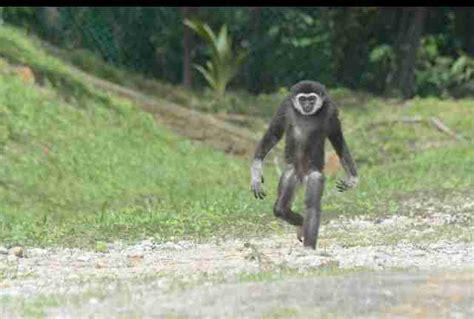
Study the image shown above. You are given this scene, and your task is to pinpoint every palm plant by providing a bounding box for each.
[184,19,248,97]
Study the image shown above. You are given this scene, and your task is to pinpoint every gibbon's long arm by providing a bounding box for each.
[327,113,358,192]
[251,103,287,199]
[253,103,287,161]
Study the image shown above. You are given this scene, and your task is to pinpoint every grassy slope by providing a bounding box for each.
[0,26,472,248]
[0,26,280,247]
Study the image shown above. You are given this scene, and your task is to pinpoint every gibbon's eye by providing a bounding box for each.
[299,96,307,103]
[308,96,316,103]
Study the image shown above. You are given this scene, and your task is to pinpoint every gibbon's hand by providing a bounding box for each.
[250,160,266,199]
[336,175,359,192]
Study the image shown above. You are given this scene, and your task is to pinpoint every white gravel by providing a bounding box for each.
[0,192,472,318]
[1,217,472,298]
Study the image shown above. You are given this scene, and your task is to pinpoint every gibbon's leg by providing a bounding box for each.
[303,170,325,249]
[273,166,303,227]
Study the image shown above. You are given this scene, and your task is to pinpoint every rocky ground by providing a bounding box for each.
[0,192,473,318]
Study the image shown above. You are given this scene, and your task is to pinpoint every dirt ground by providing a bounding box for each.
[46,269,473,319]
[1,193,473,318]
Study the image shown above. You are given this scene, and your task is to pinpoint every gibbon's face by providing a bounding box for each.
[292,92,323,115]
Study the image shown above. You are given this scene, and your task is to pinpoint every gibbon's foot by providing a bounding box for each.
[296,225,303,243]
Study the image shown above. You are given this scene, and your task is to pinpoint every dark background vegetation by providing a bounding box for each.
[2,7,473,99]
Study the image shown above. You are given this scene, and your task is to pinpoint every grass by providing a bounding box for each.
[0,26,283,248]
[0,25,472,248]
[0,295,61,319]
[0,70,281,247]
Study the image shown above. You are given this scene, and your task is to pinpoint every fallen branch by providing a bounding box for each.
[366,115,462,140]
[430,116,461,140]
[366,116,424,129]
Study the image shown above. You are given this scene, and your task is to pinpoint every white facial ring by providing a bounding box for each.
[293,93,323,115]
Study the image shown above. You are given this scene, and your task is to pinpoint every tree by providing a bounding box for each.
[246,7,262,92]
[392,7,427,99]
[181,7,198,88]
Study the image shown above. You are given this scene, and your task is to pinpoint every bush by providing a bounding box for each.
[416,35,474,98]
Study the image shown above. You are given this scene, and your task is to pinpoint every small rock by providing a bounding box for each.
[127,251,144,259]
[0,247,8,255]
[8,246,24,258]
[77,255,91,262]
[139,239,154,249]
[382,289,394,297]
[89,298,99,305]
[177,241,193,249]
[156,242,183,251]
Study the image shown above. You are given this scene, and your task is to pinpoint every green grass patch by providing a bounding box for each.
[0,71,281,246]
[0,295,60,319]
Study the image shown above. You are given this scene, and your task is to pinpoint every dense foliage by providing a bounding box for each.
[2,7,473,98]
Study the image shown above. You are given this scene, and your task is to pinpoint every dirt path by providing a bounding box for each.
[44,269,473,319]
[1,234,472,318]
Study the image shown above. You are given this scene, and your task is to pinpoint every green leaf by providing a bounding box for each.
[184,19,216,45]
[194,64,217,90]
[186,19,248,98]
[451,56,466,75]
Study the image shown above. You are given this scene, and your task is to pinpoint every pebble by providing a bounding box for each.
[8,246,24,258]
[127,251,144,259]
[77,255,92,262]
[157,242,184,250]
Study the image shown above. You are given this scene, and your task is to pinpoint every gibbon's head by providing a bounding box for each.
[290,80,327,115]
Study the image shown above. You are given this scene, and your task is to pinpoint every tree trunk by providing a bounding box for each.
[393,7,427,99]
[453,8,474,56]
[182,7,197,88]
[247,7,261,92]
[39,7,61,44]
